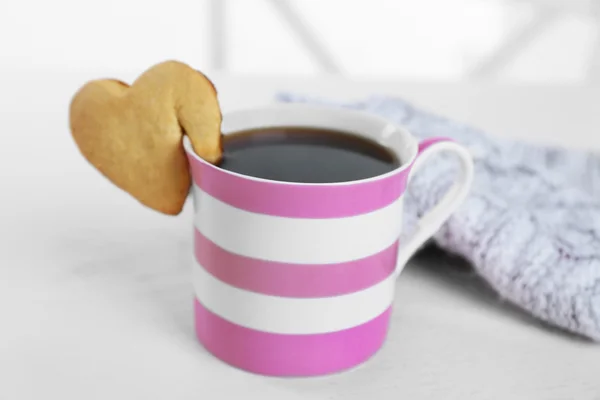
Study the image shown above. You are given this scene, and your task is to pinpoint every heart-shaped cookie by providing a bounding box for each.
[69,60,222,215]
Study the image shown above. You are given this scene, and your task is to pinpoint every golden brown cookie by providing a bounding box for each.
[69,60,222,215]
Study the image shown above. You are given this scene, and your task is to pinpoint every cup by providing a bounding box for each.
[183,104,474,377]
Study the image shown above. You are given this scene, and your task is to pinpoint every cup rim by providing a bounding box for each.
[183,103,418,187]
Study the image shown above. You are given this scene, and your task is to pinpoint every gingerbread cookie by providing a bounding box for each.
[69,60,222,215]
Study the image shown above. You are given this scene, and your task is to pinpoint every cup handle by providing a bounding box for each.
[393,137,475,278]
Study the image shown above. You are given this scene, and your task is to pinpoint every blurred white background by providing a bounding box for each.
[2,0,600,83]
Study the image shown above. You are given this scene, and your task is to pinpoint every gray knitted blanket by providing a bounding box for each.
[278,93,600,341]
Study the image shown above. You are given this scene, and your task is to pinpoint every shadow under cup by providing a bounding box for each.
[183,104,418,377]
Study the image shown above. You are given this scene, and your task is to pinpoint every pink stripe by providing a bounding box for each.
[194,229,398,298]
[187,152,408,218]
[194,299,391,376]
[418,137,453,153]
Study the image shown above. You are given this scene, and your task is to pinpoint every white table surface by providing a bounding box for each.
[1,69,599,400]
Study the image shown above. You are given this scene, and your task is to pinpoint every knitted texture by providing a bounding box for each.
[278,93,600,341]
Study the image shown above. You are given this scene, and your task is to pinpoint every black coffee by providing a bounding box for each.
[218,127,400,183]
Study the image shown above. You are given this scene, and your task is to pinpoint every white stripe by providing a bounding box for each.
[192,185,403,264]
[193,259,396,334]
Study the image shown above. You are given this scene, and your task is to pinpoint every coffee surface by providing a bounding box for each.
[218,127,400,183]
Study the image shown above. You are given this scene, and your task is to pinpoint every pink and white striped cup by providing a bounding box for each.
[183,104,474,377]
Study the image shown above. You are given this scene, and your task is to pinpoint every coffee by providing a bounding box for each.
[218,127,400,183]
